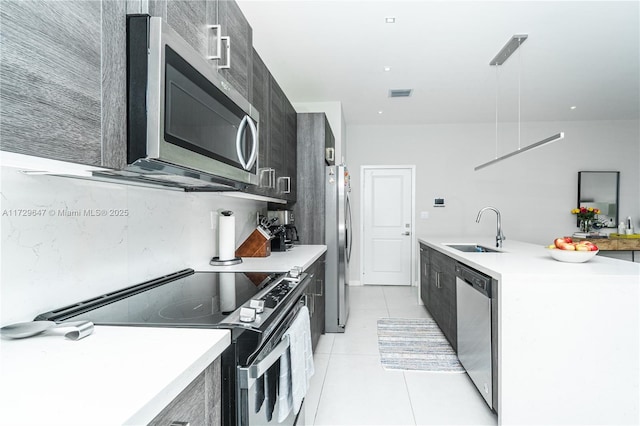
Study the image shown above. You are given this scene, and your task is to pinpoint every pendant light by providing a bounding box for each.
[475,35,565,171]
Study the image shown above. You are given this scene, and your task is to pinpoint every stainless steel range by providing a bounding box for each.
[35,268,312,426]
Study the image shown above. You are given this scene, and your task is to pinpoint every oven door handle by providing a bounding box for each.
[238,334,290,390]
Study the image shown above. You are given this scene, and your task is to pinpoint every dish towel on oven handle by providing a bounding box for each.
[277,305,315,422]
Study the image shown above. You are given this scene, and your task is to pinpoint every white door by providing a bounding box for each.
[362,167,414,285]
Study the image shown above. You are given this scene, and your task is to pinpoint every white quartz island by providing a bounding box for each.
[419,237,640,425]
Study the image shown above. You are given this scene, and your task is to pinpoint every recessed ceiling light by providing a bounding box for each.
[383,66,391,72]
[570,106,577,110]
[378,111,383,114]
[385,17,396,23]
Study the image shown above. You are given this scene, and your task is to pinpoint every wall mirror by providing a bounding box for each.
[577,171,620,228]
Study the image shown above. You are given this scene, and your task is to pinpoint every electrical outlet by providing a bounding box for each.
[420,211,429,220]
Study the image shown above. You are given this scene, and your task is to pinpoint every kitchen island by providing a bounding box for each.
[419,237,640,425]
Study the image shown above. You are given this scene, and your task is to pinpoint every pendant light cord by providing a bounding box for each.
[495,65,499,159]
[518,37,522,150]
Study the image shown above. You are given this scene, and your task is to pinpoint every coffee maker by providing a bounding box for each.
[267,210,299,251]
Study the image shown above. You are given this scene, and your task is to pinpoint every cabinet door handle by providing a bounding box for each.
[435,272,441,289]
[206,26,230,70]
[326,147,335,162]
[259,168,273,188]
[313,279,324,297]
[206,24,222,60]
[279,176,291,193]
[218,36,231,69]
[170,422,190,426]
[402,231,410,236]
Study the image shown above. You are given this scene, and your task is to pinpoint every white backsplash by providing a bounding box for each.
[0,166,265,325]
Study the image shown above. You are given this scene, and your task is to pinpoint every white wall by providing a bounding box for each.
[0,166,265,325]
[347,119,640,283]
[294,101,347,164]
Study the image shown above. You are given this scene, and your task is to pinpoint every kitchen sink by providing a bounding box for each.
[445,244,502,253]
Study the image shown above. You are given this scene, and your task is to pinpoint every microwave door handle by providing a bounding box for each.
[235,115,258,171]
[245,117,258,170]
[236,116,249,169]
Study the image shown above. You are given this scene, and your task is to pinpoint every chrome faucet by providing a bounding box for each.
[476,206,505,248]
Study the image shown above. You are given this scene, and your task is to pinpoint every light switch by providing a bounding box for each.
[420,211,429,219]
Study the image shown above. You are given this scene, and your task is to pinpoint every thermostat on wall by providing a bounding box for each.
[434,198,445,207]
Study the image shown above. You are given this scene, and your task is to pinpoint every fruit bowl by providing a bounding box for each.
[547,248,599,263]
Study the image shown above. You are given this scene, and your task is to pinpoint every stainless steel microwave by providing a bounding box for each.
[125,15,259,190]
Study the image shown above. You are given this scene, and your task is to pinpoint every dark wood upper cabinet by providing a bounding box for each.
[1,0,296,202]
[250,49,272,196]
[294,113,335,244]
[217,0,253,101]
[0,1,104,166]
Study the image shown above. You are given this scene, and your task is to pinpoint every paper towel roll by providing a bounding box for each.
[219,213,236,261]
[220,274,236,312]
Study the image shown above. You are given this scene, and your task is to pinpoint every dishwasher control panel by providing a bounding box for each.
[454,263,492,297]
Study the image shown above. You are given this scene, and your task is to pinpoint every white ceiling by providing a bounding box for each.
[236,0,640,126]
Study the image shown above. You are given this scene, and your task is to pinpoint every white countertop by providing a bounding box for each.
[418,237,640,279]
[196,244,327,272]
[0,326,229,425]
[0,245,327,426]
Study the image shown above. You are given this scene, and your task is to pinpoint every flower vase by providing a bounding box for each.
[580,219,592,233]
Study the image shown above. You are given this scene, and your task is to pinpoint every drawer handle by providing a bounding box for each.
[170,422,190,426]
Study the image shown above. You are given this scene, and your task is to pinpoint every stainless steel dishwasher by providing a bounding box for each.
[455,262,493,409]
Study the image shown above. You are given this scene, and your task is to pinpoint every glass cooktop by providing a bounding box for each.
[38,271,280,327]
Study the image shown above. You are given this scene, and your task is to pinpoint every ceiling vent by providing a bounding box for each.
[389,89,412,98]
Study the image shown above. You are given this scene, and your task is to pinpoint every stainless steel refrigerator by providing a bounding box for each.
[325,164,352,332]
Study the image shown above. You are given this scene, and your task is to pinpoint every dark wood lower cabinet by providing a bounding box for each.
[420,246,457,351]
[305,254,326,352]
[419,244,430,307]
[149,357,221,426]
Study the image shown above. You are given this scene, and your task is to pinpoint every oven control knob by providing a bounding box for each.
[249,299,265,313]
[239,307,257,323]
[289,266,302,278]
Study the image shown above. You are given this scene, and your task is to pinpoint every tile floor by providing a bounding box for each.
[304,285,498,426]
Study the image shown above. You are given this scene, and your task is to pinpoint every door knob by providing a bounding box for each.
[402,232,410,236]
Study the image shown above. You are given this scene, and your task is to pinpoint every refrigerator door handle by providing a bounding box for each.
[346,194,353,263]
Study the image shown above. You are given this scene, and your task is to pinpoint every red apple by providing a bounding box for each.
[554,237,573,248]
[589,245,599,251]
[559,242,576,251]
